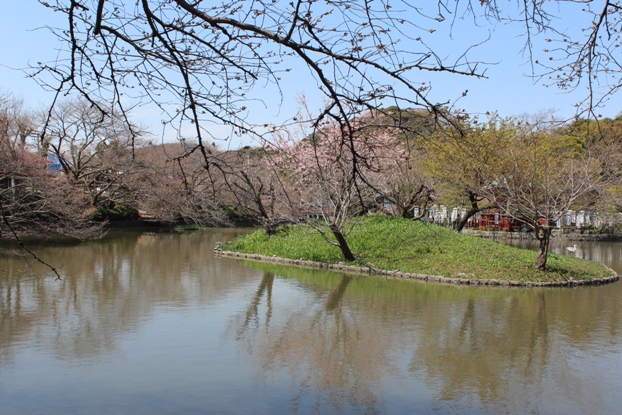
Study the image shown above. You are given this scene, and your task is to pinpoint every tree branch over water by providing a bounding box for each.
[0,201,62,280]
[31,1,622,177]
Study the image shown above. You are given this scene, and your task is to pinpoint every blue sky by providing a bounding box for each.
[2,1,621,146]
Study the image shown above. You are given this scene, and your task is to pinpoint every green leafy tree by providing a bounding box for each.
[430,114,619,271]
[419,112,497,232]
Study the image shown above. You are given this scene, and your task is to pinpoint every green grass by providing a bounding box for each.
[220,216,616,282]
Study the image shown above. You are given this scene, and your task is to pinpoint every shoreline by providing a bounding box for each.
[463,230,622,241]
[214,247,620,288]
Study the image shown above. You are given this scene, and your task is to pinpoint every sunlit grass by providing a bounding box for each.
[220,216,615,282]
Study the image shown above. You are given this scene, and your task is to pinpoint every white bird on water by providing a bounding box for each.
[566,244,578,253]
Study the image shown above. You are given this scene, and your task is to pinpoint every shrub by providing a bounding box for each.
[94,204,139,221]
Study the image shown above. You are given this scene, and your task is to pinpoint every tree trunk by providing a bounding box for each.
[264,222,276,237]
[326,276,352,311]
[400,185,432,219]
[456,191,480,233]
[535,226,552,271]
[401,206,413,219]
[330,226,356,261]
[456,207,479,232]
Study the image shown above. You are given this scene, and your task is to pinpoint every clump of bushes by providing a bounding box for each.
[94,204,139,221]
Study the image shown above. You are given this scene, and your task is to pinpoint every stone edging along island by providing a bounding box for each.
[214,247,620,288]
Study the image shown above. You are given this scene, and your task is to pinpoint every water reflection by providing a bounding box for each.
[231,269,391,413]
[1,232,622,414]
[502,237,622,274]
[0,229,251,365]
[234,261,622,414]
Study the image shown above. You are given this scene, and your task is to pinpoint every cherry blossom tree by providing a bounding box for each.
[272,116,368,261]
[272,105,434,260]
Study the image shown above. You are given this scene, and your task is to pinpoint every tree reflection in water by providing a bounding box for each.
[231,269,394,414]
[237,260,622,415]
[0,229,252,364]
[2,235,622,414]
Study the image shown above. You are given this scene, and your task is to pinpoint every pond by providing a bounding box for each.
[1,229,621,415]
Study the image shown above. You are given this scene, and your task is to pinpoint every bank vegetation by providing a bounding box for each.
[2,90,622,274]
[220,216,617,283]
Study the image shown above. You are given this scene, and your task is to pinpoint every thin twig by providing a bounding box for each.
[0,201,62,280]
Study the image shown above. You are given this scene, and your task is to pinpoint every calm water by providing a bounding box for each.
[1,230,622,415]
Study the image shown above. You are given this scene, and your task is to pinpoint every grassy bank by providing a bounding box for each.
[220,216,616,282]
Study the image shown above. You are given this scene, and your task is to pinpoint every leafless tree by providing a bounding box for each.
[27,1,621,238]
[129,141,232,225]
[219,146,294,235]
[1,93,103,249]
[355,109,437,219]
[43,98,150,209]
[34,0,622,142]
[0,92,37,147]
[523,0,622,117]
[33,0,503,173]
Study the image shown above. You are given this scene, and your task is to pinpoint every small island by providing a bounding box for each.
[216,216,619,287]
